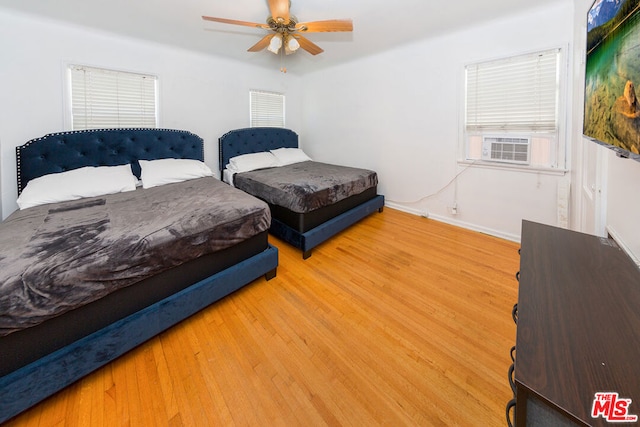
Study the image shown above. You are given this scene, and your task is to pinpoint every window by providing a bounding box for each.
[464,48,563,168]
[250,90,285,127]
[69,64,158,130]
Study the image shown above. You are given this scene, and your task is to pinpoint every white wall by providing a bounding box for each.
[606,151,640,263]
[301,2,574,241]
[0,9,302,218]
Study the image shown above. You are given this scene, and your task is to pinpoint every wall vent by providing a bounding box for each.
[481,136,530,164]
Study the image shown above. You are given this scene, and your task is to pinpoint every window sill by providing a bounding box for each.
[457,159,568,176]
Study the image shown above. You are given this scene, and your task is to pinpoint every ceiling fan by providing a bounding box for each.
[202,0,353,58]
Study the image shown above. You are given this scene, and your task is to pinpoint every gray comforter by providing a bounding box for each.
[234,161,378,213]
[0,177,270,337]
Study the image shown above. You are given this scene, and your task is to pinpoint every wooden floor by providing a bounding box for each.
[5,208,520,427]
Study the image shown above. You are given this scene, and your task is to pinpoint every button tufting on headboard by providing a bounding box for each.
[16,128,205,194]
[218,127,299,174]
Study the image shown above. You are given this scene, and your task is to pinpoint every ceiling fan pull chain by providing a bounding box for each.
[280,47,287,73]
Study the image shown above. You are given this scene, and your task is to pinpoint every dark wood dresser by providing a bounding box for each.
[508,220,640,426]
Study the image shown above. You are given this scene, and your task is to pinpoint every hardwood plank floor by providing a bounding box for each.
[4,208,520,427]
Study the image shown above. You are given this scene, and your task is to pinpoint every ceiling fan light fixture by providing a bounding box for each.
[287,36,300,51]
[201,0,353,61]
[284,35,300,55]
[267,33,283,54]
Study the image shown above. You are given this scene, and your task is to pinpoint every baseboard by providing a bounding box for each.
[429,214,521,243]
[384,201,426,218]
[386,202,521,243]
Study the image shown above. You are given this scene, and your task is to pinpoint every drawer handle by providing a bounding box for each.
[508,363,516,395]
[506,398,516,427]
[512,303,518,324]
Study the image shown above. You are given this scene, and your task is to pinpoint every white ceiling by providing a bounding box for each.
[0,0,563,75]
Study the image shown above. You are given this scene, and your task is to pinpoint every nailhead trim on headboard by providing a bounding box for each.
[16,128,204,194]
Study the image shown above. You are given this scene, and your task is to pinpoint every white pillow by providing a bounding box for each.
[270,148,312,166]
[228,152,279,173]
[17,164,137,210]
[139,158,213,189]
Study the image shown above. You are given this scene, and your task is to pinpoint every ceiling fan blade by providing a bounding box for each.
[268,0,290,24]
[202,16,269,29]
[294,35,324,55]
[248,34,276,52]
[295,19,353,33]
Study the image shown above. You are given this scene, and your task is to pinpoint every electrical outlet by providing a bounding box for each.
[451,203,458,215]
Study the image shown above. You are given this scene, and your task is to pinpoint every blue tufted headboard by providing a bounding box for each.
[16,128,204,194]
[218,127,298,174]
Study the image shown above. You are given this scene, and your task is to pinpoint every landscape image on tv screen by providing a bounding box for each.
[584,0,640,160]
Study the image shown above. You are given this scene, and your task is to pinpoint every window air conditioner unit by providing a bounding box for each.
[481,136,530,164]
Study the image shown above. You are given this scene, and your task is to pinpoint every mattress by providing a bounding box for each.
[233,161,378,213]
[0,177,270,337]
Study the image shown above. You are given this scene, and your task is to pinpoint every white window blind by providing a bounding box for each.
[250,90,285,127]
[464,48,563,168]
[465,48,560,132]
[69,65,157,130]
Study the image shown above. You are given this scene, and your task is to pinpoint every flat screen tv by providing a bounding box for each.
[584,0,640,161]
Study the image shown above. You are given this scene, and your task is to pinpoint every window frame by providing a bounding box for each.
[250,89,285,128]
[65,64,159,130]
[460,47,568,172]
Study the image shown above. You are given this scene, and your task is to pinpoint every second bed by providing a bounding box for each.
[219,127,384,258]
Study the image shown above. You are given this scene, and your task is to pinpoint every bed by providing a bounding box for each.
[219,127,384,258]
[0,128,278,423]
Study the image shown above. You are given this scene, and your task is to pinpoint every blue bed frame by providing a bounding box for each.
[0,128,278,423]
[219,127,385,258]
